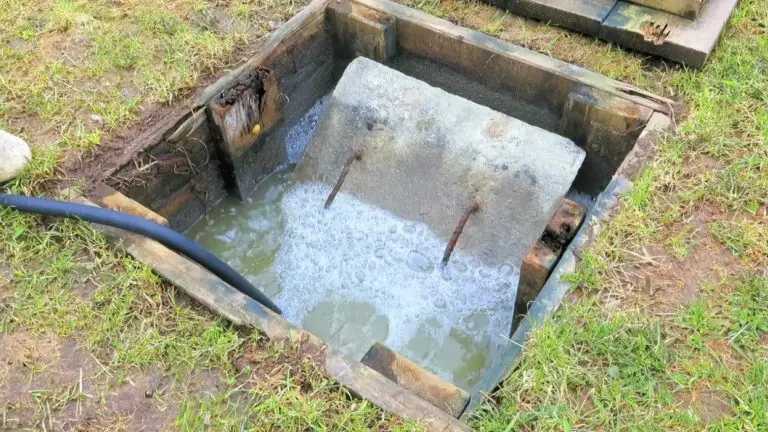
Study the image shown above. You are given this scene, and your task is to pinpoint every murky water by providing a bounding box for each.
[188,166,520,390]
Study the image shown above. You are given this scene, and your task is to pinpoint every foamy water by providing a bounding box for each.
[275,182,519,387]
[188,168,521,389]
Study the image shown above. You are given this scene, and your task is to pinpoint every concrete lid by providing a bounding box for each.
[296,57,585,266]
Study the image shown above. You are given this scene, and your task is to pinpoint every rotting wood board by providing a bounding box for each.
[518,198,585,314]
[362,342,471,416]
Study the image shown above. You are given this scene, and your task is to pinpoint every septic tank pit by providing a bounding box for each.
[80,0,675,428]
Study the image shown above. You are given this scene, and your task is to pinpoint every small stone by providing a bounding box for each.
[90,113,103,124]
[0,130,32,182]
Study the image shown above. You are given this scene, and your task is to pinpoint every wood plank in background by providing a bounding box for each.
[600,0,739,67]
[478,0,739,67]
[487,0,618,35]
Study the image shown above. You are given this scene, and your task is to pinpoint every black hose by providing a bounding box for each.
[0,194,282,315]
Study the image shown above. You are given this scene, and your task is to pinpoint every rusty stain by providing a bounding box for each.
[324,149,363,209]
[642,21,671,45]
[156,184,196,218]
[485,118,507,138]
[613,102,643,119]
[441,202,480,265]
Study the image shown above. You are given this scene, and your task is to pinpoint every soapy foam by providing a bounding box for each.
[275,182,519,387]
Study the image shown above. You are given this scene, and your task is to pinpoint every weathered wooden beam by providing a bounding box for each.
[326,1,398,62]
[600,0,738,68]
[517,198,586,311]
[627,0,705,19]
[208,68,282,158]
[89,183,168,226]
[361,342,470,416]
[204,0,333,198]
[485,0,617,36]
[561,83,654,195]
[615,111,674,179]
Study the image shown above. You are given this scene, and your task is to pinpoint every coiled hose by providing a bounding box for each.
[0,194,282,315]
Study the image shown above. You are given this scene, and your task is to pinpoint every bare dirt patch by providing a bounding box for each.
[0,331,96,429]
[232,334,327,391]
[596,205,741,315]
[676,389,734,424]
[0,330,224,431]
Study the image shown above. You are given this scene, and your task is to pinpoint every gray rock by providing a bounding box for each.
[296,57,585,267]
[0,130,32,182]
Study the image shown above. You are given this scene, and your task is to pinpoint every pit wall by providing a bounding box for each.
[93,0,675,428]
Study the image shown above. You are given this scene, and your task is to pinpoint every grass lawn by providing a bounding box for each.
[1,0,766,429]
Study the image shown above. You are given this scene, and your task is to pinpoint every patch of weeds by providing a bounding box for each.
[480,12,506,38]
[677,298,724,350]
[6,145,62,194]
[712,153,768,213]
[709,219,768,260]
[47,0,90,33]
[666,225,696,259]
[471,302,696,430]
[91,30,144,70]
[722,275,768,353]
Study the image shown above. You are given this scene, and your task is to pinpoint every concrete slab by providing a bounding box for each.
[296,57,585,267]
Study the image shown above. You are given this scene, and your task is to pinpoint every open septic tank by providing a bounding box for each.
[87,0,674,426]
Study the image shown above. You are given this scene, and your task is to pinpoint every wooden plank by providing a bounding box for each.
[518,199,585,311]
[327,352,471,431]
[354,0,674,114]
[561,83,654,194]
[89,183,168,226]
[600,0,739,68]
[206,0,335,198]
[327,1,398,62]
[361,342,470,416]
[208,68,282,158]
[487,0,617,35]
[615,111,674,179]
[628,0,705,19]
